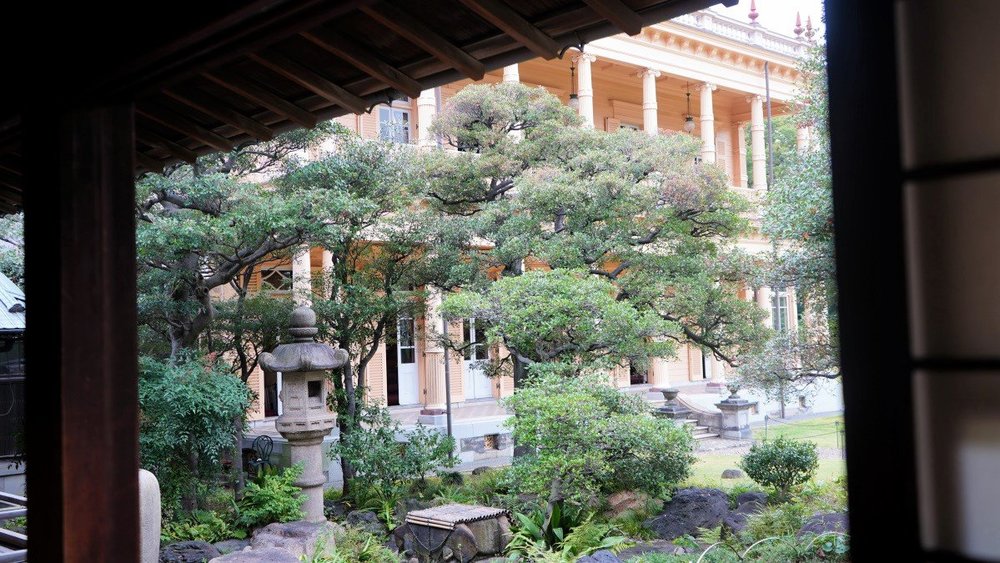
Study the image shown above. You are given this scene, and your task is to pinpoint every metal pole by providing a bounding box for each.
[441,314,454,460]
[765,61,775,188]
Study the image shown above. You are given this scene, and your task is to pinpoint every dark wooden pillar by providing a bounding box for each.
[23,105,139,561]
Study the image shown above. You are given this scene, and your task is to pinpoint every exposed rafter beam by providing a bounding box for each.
[136,129,199,164]
[360,2,485,80]
[301,30,423,99]
[584,0,643,35]
[135,152,165,174]
[249,52,368,114]
[137,105,234,153]
[203,73,318,129]
[163,89,275,141]
[457,0,560,59]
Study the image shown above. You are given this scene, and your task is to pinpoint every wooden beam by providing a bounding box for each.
[457,0,560,59]
[135,151,165,174]
[204,73,318,129]
[301,30,423,98]
[360,2,485,80]
[583,0,643,35]
[24,104,139,562]
[163,89,275,141]
[248,52,368,114]
[136,104,234,153]
[136,128,199,163]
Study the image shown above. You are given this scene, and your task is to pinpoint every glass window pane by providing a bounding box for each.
[400,349,415,364]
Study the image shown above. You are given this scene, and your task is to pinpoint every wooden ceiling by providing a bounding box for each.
[0,0,734,213]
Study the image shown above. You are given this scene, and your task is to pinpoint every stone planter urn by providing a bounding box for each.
[260,306,348,522]
[652,387,690,419]
[715,384,758,440]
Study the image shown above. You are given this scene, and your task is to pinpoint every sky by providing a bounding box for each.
[710,0,826,39]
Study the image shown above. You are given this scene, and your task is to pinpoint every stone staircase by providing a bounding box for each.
[682,418,719,440]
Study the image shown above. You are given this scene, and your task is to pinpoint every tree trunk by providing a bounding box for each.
[183,449,200,512]
[338,362,357,495]
[233,416,245,498]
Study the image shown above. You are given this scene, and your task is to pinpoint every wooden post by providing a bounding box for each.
[24,105,139,562]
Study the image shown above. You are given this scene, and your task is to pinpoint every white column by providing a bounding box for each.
[574,53,597,128]
[737,122,749,189]
[502,64,520,83]
[417,88,437,148]
[756,286,773,328]
[796,124,811,153]
[422,288,447,411]
[699,83,717,163]
[749,95,767,190]
[640,68,660,136]
[291,243,311,306]
[788,286,799,333]
[321,249,333,297]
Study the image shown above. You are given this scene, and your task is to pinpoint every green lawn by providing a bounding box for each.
[751,415,845,449]
[685,454,846,490]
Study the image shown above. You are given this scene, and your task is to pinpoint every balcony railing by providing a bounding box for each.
[672,10,806,58]
[0,492,26,563]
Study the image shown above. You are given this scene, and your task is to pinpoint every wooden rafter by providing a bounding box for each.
[360,2,485,80]
[163,89,275,141]
[458,0,560,59]
[203,73,318,129]
[583,0,644,36]
[137,105,234,153]
[301,30,423,99]
[249,52,368,114]
[136,129,199,163]
[135,151,165,174]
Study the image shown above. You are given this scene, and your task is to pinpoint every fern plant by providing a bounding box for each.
[236,463,306,531]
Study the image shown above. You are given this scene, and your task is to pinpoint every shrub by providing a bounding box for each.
[161,509,244,544]
[504,374,695,507]
[138,356,251,512]
[236,463,306,530]
[739,437,818,498]
[304,526,399,563]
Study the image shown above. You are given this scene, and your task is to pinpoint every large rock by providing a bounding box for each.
[210,547,300,562]
[735,491,767,507]
[798,512,849,537]
[160,540,222,563]
[721,468,745,479]
[324,499,348,520]
[464,515,511,555]
[577,550,623,563]
[393,514,512,561]
[644,488,729,541]
[346,509,388,536]
[213,539,251,555]
[250,520,340,559]
[604,491,650,519]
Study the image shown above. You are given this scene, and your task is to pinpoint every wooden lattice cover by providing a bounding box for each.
[405,503,509,530]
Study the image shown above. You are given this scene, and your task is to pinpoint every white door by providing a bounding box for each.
[396,316,419,405]
[463,319,493,399]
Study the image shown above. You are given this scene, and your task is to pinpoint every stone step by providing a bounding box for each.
[693,432,720,440]
[682,419,699,426]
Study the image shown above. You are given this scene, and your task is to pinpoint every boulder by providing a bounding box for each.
[617,540,690,559]
[393,512,511,560]
[471,466,492,476]
[464,515,511,555]
[577,550,623,563]
[346,509,388,536]
[324,499,348,520]
[209,547,300,562]
[604,490,650,519]
[735,491,767,507]
[644,488,729,541]
[721,468,745,479]
[160,540,222,563]
[798,512,849,537]
[213,539,251,555]
[250,520,340,559]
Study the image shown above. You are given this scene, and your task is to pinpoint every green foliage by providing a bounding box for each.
[503,374,695,506]
[138,356,252,512]
[0,213,23,289]
[427,82,766,373]
[740,438,819,498]
[507,510,630,561]
[236,464,306,530]
[334,403,456,494]
[161,509,245,544]
[304,526,399,563]
[1,516,25,534]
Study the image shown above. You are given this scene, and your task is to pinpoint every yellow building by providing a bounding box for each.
[242,8,812,422]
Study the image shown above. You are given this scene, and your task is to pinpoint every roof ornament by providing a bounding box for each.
[794,12,804,39]
[748,0,759,24]
[805,15,815,42]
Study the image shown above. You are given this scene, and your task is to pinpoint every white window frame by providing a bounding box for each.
[771,287,789,332]
[378,104,411,144]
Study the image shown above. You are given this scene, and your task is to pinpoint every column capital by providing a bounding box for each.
[638,68,661,78]
[572,52,597,64]
[700,82,717,92]
[746,94,763,104]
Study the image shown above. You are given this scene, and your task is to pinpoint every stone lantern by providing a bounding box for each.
[260,305,348,522]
